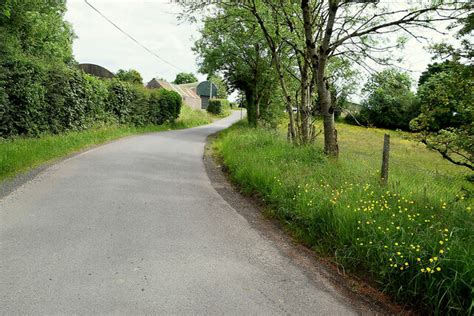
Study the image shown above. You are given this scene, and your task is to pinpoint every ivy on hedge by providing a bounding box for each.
[0,59,182,138]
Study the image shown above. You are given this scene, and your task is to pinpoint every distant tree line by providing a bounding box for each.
[345,17,473,170]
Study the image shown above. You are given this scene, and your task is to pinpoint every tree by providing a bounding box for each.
[172,72,197,84]
[207,74,228,99]
[410,62,473,170]
[185,1,470,154]
[358,69,418,130]
[243,0,470,155]
[193,7,279,126]
[430,10,473,61]
[116,69,143,85]
[411,3,473,170]
[0,0,74,64]
[418,60,459,87]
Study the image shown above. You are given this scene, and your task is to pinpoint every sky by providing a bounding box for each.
[65,0,452,99]
[65,0,205,84]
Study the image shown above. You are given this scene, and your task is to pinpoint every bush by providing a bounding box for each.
[207,99,230,115]
[44,66,90,133]
[82,74,110,126]
[0,59,184,138]
[148,89,182,125]
[0,58,48,137]
[106,79,135,124]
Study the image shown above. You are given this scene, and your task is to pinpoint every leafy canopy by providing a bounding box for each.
[172,72,197,84]
[410,62,473,170]
[358,69,418,130]
[116,69,143,85]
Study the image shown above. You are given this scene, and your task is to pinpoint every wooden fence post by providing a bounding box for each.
[381,134,390,185]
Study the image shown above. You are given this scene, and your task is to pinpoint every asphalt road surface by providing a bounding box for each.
[1,111,358,314]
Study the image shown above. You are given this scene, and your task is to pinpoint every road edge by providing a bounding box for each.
[204,132,410,315]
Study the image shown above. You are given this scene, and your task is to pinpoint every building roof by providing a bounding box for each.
[146,79,201,99]
[78,63,114,79]
[196,81,218,97]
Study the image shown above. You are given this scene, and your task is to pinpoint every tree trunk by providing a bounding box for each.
[245,89,258,127]
[299,0,315,145]
[323,111,338,155]
[318,74,339,156]
[299,62,311,144]
[314,0,339,156]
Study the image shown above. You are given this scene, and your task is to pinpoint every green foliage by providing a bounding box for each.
[172,72,197,84]
[148,89,182,125]
[44,65,89,133]
[0,104,217,181]
[411,62,473,170]
[418,60,459,87]
[106,79,135,124]
[0,57,48,137]
[116,69,143,85]
[0,62,185,138]
[207,99,229,115]
[214,121,473,314]
[208,74,228,99]
[355,69,419,130]
[430,9,473,61]
[0,0,74,64]
[193,6,280,127]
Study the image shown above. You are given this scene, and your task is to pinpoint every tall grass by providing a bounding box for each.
[0,105,219,181]
[213,121,473,314]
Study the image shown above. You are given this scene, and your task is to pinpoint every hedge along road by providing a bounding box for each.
[1,111,357,314]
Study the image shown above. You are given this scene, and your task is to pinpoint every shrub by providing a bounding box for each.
[148,89,182,125]
[44,66,90,133]
[82,74,110,126]
[0,58,48,137]
[106,79,135,124]
[207,99,230,115]
[0,60,184,139]
[127,84,150,126]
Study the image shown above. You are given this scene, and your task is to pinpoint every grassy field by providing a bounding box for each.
[0,105,220,182]
[213,120,473,314]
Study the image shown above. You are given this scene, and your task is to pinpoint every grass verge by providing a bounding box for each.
[0,105,222,182]
[212,120,473,314]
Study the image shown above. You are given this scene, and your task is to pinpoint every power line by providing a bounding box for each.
[83,0,184,72]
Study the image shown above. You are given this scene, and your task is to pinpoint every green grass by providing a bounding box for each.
[0,105,221,181]
[213,120,473,314]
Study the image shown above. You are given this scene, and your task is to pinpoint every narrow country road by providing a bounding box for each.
[1,112,358,314]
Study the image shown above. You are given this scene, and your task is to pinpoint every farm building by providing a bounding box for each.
[78,63,115,79]
[146,79,218,110]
